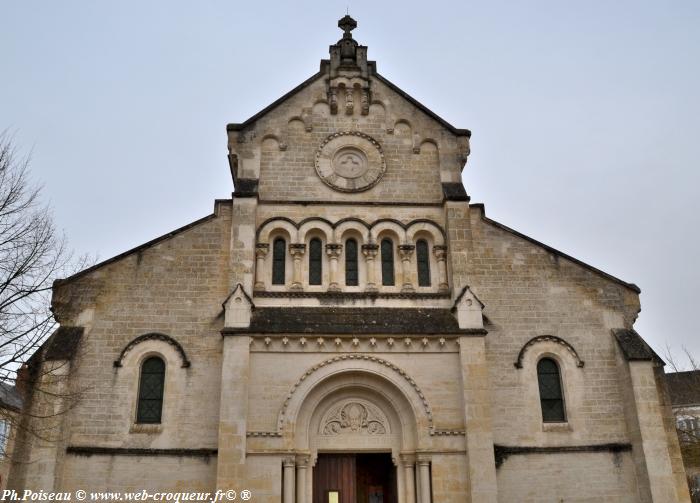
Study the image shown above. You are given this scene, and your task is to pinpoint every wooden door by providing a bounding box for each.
[356,454,397,503]
[313,454,356,503]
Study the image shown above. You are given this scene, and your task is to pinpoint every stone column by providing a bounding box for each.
[417,455,431,503]
[283,457,295,503]
[362,244,379,292]
[458,336,498,502]
[325,244,342,291]
[433,245,448,292]
[289,243,306,291]
[401,454,416,503]
[398,244,415,293]
[254,243,269,291]
[296,454,309,503]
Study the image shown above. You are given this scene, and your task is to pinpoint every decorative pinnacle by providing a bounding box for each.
[338,15,357,37]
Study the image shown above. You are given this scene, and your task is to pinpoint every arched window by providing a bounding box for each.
[272,238,286,285]
[345,239,358,286]
[537,358,566,422]
[136,356,165,424]
[416,239,431,287]
[309,238,323,285]
[381,238,395,286]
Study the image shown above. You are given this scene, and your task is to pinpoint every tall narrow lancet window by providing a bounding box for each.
[416,239,431,287]
[537,358,566,422]
[381,238,395,286]
[309,238,323,285]
[345,239,359,286]
[272,238,286,285]
[136,357,165,424]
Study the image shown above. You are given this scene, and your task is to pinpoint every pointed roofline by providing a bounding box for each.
[226,60,471,138]
[471,203,641,294]
[53,202,231,287]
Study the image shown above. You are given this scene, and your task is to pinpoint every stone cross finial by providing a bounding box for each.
[338,15,357,38]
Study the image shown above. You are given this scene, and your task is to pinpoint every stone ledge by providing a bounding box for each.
[66,446,218,458]
[494,442,632,468]
[254,290,451,300]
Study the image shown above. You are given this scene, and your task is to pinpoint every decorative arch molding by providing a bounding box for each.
[113,333,191,369]
[256,216,447,243]
[277,354,434,434]
[514,335,585,369]
[257,217,299,243]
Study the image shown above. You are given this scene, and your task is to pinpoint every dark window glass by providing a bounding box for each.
[345,239,358,286]
[137,357,165,424]
[309,238,322,285]
[381,239,395,286]
[416,239,431,287]
[537,358,566,422]
[272,238,286,285]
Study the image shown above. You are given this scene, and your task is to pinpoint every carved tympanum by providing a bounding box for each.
[320,399,389,436]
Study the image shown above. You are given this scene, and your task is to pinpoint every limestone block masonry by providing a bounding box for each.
[8,15,691,503]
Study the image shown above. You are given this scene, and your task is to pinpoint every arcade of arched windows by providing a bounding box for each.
[253,218,449,293]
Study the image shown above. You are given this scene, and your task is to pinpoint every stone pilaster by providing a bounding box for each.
[216,336,250,490]
[458,336,498,503]
[618,356,691,502]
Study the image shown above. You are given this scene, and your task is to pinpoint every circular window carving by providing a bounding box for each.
[315,132,385,192]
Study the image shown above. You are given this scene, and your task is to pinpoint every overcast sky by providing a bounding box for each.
[3,1,698,367]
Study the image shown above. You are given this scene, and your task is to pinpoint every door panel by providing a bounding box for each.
[313,453,397,503]
[313,454,356,503]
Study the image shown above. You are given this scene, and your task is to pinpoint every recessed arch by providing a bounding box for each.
[406,220,446,246]
[114,333,190,369]
[278,355,434,441]
[514,335,585,369]
[257,217,299,243]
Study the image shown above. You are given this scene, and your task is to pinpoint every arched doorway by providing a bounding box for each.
[280,357,429,503]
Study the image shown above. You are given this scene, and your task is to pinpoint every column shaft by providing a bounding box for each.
[418,460,431,503]
[283,459,295,503]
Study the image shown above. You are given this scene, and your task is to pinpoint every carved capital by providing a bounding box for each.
[400,453,416,467]
[296,454,310,468]
[361,243,379,258]
[255,243,269,258]
[325,243,343,258]
[433,245,447,261]
[416,454,432,465]
[283,457,296,468]
[398,244,415,260]
[289,243,306,258]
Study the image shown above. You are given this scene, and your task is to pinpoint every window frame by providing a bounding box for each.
[345,238,359,286]
[136,355,166,424]
[308,237,323,286]
[536,356,567,423]
[272,237,286,286]
[380,238,395,286]
[416,239,431,287]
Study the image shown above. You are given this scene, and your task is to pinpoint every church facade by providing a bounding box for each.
[8,16,691,503]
